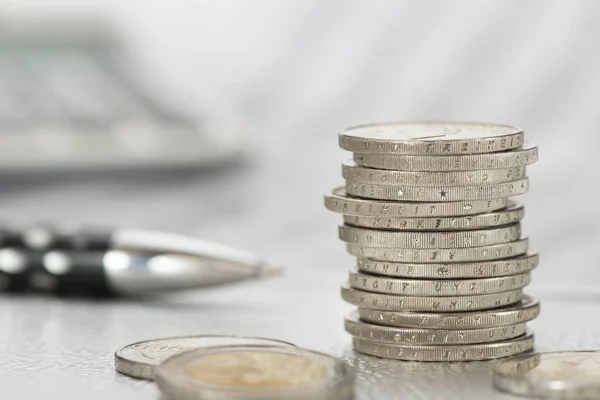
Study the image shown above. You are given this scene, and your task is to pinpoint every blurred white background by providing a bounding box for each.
[0,2,599,399]
[0,0,596,285]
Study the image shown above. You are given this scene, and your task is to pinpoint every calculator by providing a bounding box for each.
[0,18,243,172]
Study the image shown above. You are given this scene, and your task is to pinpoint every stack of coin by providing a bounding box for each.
[325,122,540,362]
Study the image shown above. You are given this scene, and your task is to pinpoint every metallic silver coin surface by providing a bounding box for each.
[339,122,524,155]
[155,345,355,400]
[114,336,295,380]
[345,178,529,202]
[344,312,527,345]
[493,351,600,399]
[341,283,523,311]
[325,188,509,217]
[347,238,529,263]
[353,143,538,171]
[356,253,539,279]
[343,203,524,231]
[342,161,527,186]
[352,331,534,362]
[349,271,531,296]
[358,296,540,329]
[339,224,521,249]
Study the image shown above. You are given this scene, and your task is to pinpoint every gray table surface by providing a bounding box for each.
[2,1,600,399]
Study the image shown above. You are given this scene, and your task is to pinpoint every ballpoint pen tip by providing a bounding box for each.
[257,262,285,278]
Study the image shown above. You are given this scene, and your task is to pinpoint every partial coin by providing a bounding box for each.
[352,331,534,361]
[114,335,295,380]
[325,188,508,217]
[353,143,538,171]
[155,345,355,400]
[345,312,527,345]
[339,224,521,249]
[349,271,531,296]
[342,161,527,186]
[344,203,524,231]
[358,296,540,329]
[339,122,524,155]
[356,253,539,279]
[347,238,528,263]
[493,351,600,399]
[341,283,523,311]
[345,179,528,201]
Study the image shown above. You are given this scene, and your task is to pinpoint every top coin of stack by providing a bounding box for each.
[325,121,540,362]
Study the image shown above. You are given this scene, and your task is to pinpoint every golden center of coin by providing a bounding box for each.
[524,353,600,382]
[185,351,328,389]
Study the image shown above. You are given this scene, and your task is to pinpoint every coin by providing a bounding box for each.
[356,253,538,279]
[155,345,355,400]
[339,224,521,249]
[358,296,540,329]
[343,203,524,231]
[352,331,534,361]
[349,271,531,296]
[325,188,509,217]
[347,238,529,262]
[493,351,600,399]
[344,312,527,345]
[338,122,524,155]
[353,143,538,171]
[342,161,527,186]
[345,178,528,201]
[341,283,523,311]
[114,336,295,380]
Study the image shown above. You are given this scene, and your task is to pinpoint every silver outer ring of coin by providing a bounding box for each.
[349,271,531,296]
[493,351,600,399]
[339,224,521,249]
[341,283,523,312]
[347,238,529,263]
[356,252,539,279]
[344,312,527,345]
[353,143,538,171]
[343,202,524,231]
[114,335,296,380]
[352,331,534,362]
[342,161,527,186]
[358,296,540,329]
[338,121,524,155]
[345,178,529,202]
[155,345,356,400]
[325,188,509,217]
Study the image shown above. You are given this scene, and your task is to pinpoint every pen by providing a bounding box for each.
[0,226,282,296]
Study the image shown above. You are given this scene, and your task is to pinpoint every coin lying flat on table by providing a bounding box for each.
[339,224,521,249]
[345,179,529,202]
[358,296,540,329]
[155,345,355,400]
[356,253,539,279]
[342,161,527,186]
[344,202,525,231]
[353,143,538,171]
[493,351,600,399]
[344,312,527,345]
[114,336,295,380]
[347,238,529,263]
[349,271,531,296]
[338,122,524,155]
[325,188,509,217]
[352,331,534,362]
[341,283,523,312]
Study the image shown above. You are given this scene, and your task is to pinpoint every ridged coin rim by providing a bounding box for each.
[339,121,524,155]
[352,331,534,361]
[357,296,540,329]
[343,202,524,231]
